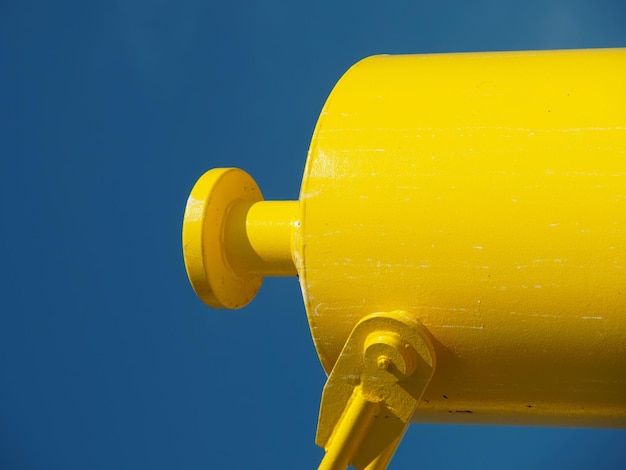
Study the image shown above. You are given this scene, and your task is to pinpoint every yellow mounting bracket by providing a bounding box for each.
[316,311,436,470]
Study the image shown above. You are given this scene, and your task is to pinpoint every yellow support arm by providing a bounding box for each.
[316,311,435,470]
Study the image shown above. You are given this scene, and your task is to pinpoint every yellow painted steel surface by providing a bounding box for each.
[183,48,626,467]
[299,48,626,427]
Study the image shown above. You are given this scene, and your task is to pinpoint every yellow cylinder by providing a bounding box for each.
[183,48,626,427]
[298,48,626,427]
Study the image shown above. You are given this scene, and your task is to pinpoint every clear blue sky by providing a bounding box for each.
[2,1,626,469]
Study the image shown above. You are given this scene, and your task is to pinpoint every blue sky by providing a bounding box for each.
[2,1,626,469]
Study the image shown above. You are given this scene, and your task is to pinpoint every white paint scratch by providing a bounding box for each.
[184,196,204,222]
[439,324,485,330]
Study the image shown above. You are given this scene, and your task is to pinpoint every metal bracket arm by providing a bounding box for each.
[316,311,436,470]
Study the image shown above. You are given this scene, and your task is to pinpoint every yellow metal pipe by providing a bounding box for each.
[183,48,626,450]
[363,434,402,470]
[318,387,380,470]
[242,201,298,276]
[224,200,298,277]
[295,48,626,428]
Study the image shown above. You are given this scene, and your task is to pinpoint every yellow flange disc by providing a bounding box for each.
[182,168,263,309]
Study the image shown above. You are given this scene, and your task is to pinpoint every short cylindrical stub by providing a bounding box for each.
[236,201,298,277]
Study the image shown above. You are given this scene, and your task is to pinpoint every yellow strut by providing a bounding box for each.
[316,311,435,470]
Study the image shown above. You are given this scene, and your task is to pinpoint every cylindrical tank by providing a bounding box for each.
[183,48,626,428]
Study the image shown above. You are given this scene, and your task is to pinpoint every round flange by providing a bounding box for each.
[182,168,263,309]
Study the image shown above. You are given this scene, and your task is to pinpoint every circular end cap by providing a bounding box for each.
[182,168,263,309]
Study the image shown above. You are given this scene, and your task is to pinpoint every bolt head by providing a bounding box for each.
[377,356,391,370]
